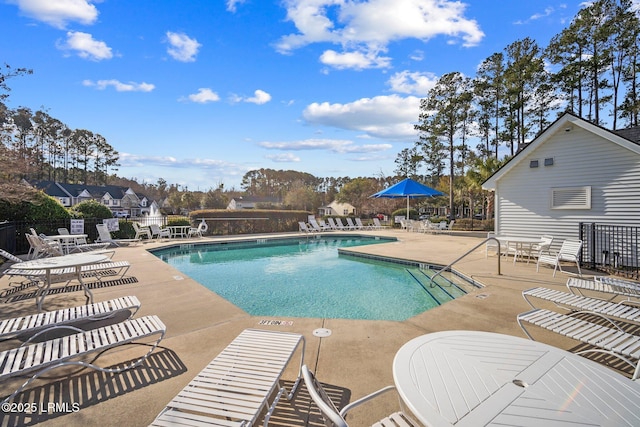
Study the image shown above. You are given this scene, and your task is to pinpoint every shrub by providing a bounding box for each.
[70,199,113,219]
[0,188,70,222]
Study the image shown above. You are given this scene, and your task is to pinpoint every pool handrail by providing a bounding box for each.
[429,237,501,287]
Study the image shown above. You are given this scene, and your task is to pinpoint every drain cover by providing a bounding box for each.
[313,328,332,337]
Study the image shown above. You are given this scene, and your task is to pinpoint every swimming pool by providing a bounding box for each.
[151,236,472,321]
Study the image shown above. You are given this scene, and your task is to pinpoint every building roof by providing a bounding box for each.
[483,113,640,190]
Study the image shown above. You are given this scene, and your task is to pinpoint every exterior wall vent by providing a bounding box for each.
[551,186,591,209]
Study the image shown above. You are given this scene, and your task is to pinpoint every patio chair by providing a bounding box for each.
[355,218,368,230]
[517,308,640,380]
[301,365,417,427]
[522,286,640,325]
[132,222,152,240]
[188,221,207,238]
[299,221,314,233]
[567,277,640,300]
[0,295,141,341]
[95,224,140,247]
[372,217,385,229]
[0,248,23,265]
[530,235,554,260]
[536,239,582,277]
[309,217,329,232]
[151,329,305,427]
[335,218,349,230]
[25,233,63,258]
[346,218,360,230]
[149,223,171,239]
[327,217,340,230]
[1,315,165,405]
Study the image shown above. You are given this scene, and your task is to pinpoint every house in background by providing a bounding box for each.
[483,112,640,268]
[226,195,281,210]
[318,201,356,217]
[30,181,160,217]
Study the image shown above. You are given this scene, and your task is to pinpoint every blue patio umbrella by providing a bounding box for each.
[370,178,444,220]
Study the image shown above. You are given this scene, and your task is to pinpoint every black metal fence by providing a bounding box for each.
[0,217,170,255]
[579,222,640,280]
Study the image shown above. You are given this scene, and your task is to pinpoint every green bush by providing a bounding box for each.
[391,208,418,223]
[70,199,113,219]
[0,189,70,222]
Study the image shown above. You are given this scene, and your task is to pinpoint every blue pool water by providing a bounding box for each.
[151,236,469,321]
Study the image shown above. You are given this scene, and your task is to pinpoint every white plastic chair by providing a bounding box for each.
[537,239,582,277]
[301,365,417,427]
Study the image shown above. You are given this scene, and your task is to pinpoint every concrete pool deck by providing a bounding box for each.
[0,229,616,426]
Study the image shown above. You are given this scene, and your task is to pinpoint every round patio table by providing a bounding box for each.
[15,253,109,311]
[495,236,543,264]
[393,330,640,426]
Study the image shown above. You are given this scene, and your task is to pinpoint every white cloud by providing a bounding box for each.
[265,153,301,162]
[11,0,98,29]
[302,94,420,140]
[320,49,391,70]
[185,88,220,103]
[230,89,272,105]
[166,31,201,62]
[259,138,392,154]
[82,79,155,92]
[57,31,112,61]
[276,0,484,70]
[226,0,246,12]
[246,89,272,104]
[386,71,437,96]
[120,153,245,172]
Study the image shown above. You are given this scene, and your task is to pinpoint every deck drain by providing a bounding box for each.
[476,293,489,299]
[313,328,332,337]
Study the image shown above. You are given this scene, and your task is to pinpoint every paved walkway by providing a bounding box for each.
[0,229,605,426]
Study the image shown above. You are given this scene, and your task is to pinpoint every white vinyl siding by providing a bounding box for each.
[493,125,640,250]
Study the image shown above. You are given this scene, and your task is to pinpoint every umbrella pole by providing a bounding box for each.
[406,196,409,221]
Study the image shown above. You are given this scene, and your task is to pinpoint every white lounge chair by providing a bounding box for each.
[149,223,171,239]
[301,365,417,427]
[5,259,131,288]
[25,233,63,258]
[327,217,340,230]
[355,218,368,230]
[299,221,314,233]
[151,329,305,427]
[537,239,583,276]
[0,248,23,265]
[0,295,141,341]
[96,224,141,247]
[309,218,329,232]
[0,315,166,405]
[334,218,349,230]
[372,217,385,229]
[567,277,640,300]
[132,222,152,240]
[517,308,640,380]
[522,287,640,325]
[346,218,359,230]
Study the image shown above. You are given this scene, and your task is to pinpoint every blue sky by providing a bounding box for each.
[1,0,599,190]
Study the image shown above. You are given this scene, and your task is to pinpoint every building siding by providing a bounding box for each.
[494,125,640,250]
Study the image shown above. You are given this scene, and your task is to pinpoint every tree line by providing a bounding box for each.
[402,0,640,220]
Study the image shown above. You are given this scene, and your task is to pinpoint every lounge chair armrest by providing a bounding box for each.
[339,385,397,417]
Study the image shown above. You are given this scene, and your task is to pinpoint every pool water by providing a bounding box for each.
[152,237,469,321]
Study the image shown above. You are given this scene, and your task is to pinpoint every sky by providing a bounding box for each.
[0,0,614,191]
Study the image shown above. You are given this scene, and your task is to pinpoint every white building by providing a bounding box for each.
[318,201,356,217]
[483,113,640,255]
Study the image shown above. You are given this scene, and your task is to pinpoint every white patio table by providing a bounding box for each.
[44,234,88,254]
[393,330,640,426]
[495,236,543,264]
[167,225,191,239]
[14,253,108,311]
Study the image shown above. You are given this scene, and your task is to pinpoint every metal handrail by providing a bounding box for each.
[429,237,501,287]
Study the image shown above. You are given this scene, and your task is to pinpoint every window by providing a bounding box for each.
[551,186,591,209]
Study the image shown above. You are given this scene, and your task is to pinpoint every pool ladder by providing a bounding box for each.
[429,237,502,287]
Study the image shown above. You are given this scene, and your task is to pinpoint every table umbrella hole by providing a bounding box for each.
[512,379,529,388]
